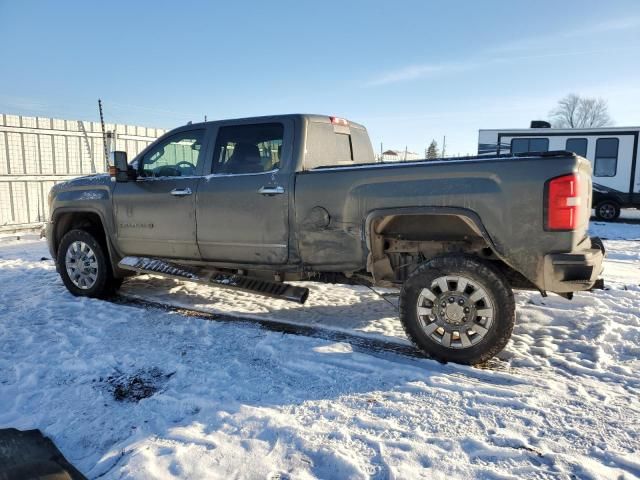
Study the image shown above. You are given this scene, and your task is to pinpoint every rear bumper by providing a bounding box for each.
[543,237,605,293]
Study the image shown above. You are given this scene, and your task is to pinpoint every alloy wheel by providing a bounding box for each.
[415,275,494,349]
[65,241,99,290]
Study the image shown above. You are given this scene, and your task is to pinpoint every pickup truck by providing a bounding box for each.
[47,114,605,364]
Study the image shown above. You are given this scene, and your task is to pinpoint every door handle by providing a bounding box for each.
[258,186,285,196]
[170,187,193,197]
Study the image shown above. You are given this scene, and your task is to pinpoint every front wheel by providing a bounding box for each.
[399,255,515,365]
[57,229,120,298]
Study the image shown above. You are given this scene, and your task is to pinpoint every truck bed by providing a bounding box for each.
[294,150,594,291]
[311,150,577,170]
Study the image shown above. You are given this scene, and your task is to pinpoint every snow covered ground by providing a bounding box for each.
[0,220,639,479]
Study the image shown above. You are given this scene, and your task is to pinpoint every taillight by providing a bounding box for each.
[546,174,581,231]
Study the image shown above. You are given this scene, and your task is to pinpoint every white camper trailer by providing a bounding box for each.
[478,123,640,220]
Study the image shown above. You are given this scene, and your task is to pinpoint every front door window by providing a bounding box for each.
[140,130,205,178]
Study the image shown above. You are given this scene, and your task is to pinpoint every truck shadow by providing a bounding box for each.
[120,276,406,342]
[119,273,640,391]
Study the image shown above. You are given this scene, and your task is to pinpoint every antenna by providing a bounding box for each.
[98,99,108,167]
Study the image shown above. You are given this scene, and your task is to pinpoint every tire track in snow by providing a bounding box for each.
[111,295,561,385]
[111,294,428,360]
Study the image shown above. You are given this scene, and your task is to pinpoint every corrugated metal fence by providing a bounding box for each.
[0,113,166,232]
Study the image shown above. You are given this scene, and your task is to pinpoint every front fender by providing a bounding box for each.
[47,176,120,273]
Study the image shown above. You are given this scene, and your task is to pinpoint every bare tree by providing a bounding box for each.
[549,94,612,128]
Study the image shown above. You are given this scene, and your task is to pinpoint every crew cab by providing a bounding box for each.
[47,114,605,364]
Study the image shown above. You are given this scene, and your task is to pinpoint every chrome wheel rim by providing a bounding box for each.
[416,275,494,349]
[598,204,616,220]
[65,241,98,290]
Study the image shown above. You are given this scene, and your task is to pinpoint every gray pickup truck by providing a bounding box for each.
[47,114,604,364]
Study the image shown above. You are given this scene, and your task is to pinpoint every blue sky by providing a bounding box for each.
[1,0,639,155]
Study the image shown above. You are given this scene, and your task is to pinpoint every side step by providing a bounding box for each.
[118,256,309,304]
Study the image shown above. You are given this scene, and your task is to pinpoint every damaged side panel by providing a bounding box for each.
[293,155,590,291]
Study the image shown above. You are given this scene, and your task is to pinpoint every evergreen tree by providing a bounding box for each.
[426,140,439,160]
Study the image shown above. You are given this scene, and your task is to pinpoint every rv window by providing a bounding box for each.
[529,138,549,152]
[594,138,618,177]
[566,138,588,157]
[510,138,529,154]
[510,138,549,154]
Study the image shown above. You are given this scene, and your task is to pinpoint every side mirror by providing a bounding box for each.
[109,151,133,182]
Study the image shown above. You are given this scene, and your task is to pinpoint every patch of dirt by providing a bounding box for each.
[98,367,174,403]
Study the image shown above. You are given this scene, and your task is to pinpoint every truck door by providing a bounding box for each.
[196,121,291,264]
[113,128,209,259]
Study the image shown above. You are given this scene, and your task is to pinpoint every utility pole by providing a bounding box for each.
[442,135,447,157]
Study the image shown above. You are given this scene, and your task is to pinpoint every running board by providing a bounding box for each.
[118,256,309,304]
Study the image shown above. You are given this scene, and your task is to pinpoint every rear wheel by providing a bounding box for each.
[57,229,120,298]
[399,255,515,365]
[595,200,620,221]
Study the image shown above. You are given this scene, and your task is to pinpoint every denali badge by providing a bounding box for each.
[119,223,154,229]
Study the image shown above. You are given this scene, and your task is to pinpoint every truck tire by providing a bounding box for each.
[57,229,120,298]
[595,200,620,221]
[399,254,515,365]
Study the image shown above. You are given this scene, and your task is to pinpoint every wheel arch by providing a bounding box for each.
[363,206,533,289]
[593,193,622,207]
[51,208,123,277]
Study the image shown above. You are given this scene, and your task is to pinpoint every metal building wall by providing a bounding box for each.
[0,113,166,232]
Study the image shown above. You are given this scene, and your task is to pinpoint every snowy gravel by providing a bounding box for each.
[0,220,639,479]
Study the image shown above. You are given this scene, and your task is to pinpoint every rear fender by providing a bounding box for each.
[364,206,509,284]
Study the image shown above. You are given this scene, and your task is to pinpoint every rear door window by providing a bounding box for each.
[212,123,284,174]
